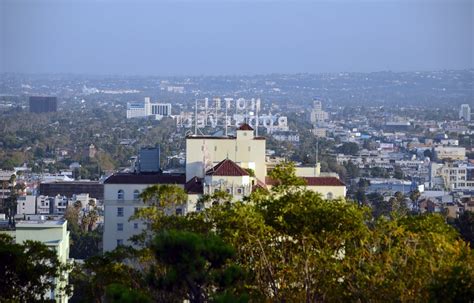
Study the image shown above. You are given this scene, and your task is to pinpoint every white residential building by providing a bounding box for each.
[16,195,36,215]
[0,170,15,204]
[439,162,474,191]
[126,97,172,120]
[37,195,52,214]
[459,104,471,121]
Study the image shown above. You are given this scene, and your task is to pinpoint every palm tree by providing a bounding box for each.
[409,189,421,214]
[86,210,99,232]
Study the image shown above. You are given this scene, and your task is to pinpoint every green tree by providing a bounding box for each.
[336,142,359,155]
[409,188,421,213]
[452,211,474,248]
[0,234,71,302]
[151,230,247,303]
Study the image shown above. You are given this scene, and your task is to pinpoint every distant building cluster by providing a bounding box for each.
[29,96,57,113]
[126,97,172,120]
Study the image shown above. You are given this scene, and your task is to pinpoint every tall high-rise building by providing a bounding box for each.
[310,99,329,125]
[459,104,471,121]
[29,96,58,113]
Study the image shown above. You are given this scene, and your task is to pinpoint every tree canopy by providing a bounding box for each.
[71,163,473,302]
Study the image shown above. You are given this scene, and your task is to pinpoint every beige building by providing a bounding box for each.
[434,146,466,161]
[185,124,266,182]
[265,176,346,199]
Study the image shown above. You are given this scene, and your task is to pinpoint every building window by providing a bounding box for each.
[196,203,203,212]
[214,146,217,151]
[134,207,139,215]
[176,208,183,216]
[327,192,333,200]
[117,239,124,246]
[226,188,232,194]
[117,223,123,231]
[133,222,139,229]
[117,189,124,200]
[117,207,124,217]
[248,146,251,152]
[133,190,140,201]
[237,188,243,195]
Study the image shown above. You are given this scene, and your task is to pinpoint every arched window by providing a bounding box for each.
[133,190,140,201]
[327,192,333,200]
[117,189,124,200]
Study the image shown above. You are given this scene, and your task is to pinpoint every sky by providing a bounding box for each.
[1,0,472,75]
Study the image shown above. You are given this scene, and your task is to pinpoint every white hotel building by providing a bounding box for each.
[126,97,172,120]
[103,124,346,252]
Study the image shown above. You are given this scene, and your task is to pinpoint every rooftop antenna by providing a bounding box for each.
[256,98,259,137]
[225,99,228,136]
[315,136,319,176]
[194,99,198,136]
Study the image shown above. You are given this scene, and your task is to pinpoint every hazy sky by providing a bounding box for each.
[1,0,472,75]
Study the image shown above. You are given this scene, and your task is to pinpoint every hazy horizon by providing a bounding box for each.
[1,0,473,76]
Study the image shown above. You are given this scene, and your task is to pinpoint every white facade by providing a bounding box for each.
[126,97,172,120]
[36,195,70,215]
[37,195,52,214]
[0,170,15,202]
[459,104,471,121]
[310,100,329,124]
[103,176,185,252]
[439,162,474,191]
[103,183,148,252]
[16,195,36,215]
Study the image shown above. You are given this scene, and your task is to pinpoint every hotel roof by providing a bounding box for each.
[265,176,345,186]
[206,159,250,177]
[104,172,186,184]
[237,123,254,131]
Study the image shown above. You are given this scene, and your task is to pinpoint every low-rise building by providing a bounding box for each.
[16,195,36,215]
[434,146,466,161]
[1,218,71,303]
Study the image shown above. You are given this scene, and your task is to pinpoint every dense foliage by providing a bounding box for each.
[68,163,474,302]
[0,234,71,302]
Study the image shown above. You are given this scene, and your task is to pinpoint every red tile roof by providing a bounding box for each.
[304,177,345,186]
[265,176,345,186]
[206,159,249,176]
[238,123,254,131]
[186,135,265,140]
[184,177,204,194]
[252,178,268,191]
